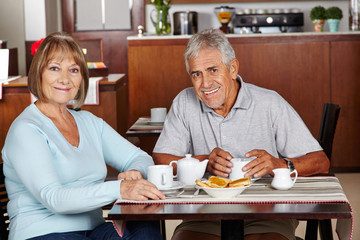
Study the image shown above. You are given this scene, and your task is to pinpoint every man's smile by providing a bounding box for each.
[203,87,220,95]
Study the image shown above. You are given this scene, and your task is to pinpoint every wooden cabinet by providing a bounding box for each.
[127,33,360,172]
[330,41,360,170]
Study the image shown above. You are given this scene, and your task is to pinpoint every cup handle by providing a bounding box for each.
[169,161,177,178]
[161,173,166,185]
[290,169,298,184]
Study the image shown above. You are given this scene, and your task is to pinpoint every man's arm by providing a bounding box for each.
[243,150,330,177]
[152,153,209,174]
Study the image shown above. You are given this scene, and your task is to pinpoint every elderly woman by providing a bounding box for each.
[1,32,165,240]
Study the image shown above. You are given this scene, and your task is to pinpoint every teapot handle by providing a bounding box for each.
[169,161,177,178]
[290,169,298,185]
[150,8,157,27]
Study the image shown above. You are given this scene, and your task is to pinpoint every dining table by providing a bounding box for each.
[126,117,163,137]
[108,176,353,240]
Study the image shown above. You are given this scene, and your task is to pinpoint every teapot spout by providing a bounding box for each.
[196,159,209,179]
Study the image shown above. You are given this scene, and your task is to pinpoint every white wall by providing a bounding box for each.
[146,1,349,34]
[24,0,47,41]
[0,0,61,75]
[0,0,26,75]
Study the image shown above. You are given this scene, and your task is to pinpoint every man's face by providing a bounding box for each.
[188,48,239,116]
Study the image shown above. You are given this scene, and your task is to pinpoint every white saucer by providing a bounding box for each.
[148,121,164,126]
[158,181,186,191]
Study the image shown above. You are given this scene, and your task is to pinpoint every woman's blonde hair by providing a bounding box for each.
[28,32,89,109]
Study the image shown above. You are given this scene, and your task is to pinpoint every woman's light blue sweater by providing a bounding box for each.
[1,104,153,240]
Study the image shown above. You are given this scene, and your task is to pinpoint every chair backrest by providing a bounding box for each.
[317,103,341,160]
[0,162,9,239]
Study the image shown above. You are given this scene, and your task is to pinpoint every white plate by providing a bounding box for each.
[148,121,164,126]
[158,181,186,191]
[199,185,250,198]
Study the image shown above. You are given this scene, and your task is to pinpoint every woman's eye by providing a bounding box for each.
[49,66,59,71]
[70,68,80,73]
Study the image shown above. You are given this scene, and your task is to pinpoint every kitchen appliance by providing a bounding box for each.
[214,6,235,33]
[234,8,304,34]
[173,11,198,35]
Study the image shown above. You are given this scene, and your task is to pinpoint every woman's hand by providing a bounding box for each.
[117,170,143,180]
[120,179,165,201]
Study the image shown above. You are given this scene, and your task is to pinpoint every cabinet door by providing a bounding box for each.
[128,43,190,125]
[232,41,331,136]
[331,41,360,169]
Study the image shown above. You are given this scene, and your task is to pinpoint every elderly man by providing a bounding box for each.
[152,29,329,240]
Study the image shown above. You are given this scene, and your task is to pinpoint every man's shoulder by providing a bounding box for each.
[174,87,198,103]
[245,82,283,102]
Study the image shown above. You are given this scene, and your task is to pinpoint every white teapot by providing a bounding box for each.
[170,154,209,185]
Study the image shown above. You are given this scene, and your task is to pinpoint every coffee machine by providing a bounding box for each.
[214,6,235,33]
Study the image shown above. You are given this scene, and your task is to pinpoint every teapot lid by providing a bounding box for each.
[179,154,199,162]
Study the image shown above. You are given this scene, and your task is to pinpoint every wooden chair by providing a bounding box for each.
[317,103,341,163]
[304,103,341,240]
[0,162,9,239]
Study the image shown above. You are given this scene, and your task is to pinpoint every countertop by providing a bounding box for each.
[128,31,360,40]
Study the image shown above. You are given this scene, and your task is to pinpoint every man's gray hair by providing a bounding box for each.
[184,28,236,74]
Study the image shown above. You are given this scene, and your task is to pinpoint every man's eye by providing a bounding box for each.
[211,68,217,73]
[192,72,200,78]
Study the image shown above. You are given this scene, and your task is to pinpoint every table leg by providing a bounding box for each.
[221,220,244,240]
[160,220,166,239]
[319,219,333,240]
[305,219,318,240]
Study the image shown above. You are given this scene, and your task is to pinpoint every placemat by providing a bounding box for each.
[114,177,353,239]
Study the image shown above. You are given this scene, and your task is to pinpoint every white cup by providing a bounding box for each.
[147,165,175,189]
[229,157,256,180]
[150,107,167,123]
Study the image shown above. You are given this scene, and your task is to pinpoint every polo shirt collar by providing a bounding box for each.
[201,75,252,113]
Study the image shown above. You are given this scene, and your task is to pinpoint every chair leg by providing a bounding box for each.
[305,220,318,240]
[319,219,333,240]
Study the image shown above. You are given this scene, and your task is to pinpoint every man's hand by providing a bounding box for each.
[117,170,143,180]
[120,179,165,201]
[207,147,233,177]
[243,149,287,178]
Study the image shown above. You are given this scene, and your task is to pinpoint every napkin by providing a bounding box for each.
[84,77,102,105]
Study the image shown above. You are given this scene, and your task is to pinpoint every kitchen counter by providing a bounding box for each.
[128,31,360,40]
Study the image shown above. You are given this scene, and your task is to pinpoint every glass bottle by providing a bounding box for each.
[349,0,360,30]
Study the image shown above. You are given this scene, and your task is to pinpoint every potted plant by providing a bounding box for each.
[310,6,326,32]
[325,7,343,32]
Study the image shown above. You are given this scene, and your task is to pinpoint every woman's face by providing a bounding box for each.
[41,54,82,106]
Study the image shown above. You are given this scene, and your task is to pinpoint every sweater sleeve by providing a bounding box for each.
[100,121,154,179]
[3,119,121,214]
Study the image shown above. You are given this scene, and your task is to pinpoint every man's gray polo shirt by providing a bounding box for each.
[154,76,322,158]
